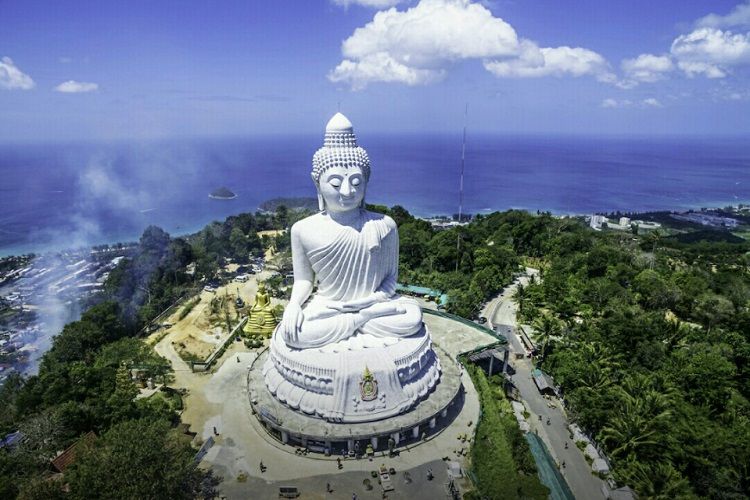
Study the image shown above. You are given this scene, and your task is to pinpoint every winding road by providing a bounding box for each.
[484,269,607,500]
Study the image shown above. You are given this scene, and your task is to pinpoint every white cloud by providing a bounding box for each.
[340,0,518,65]
[676,60,726,78]
[484,41,615,82]
[54,80,99,93]
[621,53,673,83]
[709,82,750,101]
[642,97,663,107]
[329,0,614,89]
[600,98,662,109]
[331,0,405,7]
[600,98,633,108]
[697,1,750,29]
[616,4,750,83]
[671,27,750,78]
[0,56,35,90]
[329,52,445,89]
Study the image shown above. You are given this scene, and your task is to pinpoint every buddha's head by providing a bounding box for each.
[311,113,370,213]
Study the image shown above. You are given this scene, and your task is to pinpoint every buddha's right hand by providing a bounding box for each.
[281,302,304,344]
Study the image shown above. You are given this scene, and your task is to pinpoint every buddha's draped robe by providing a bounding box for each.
[291,212,422,349]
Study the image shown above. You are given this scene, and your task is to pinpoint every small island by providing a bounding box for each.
[209,187,237,200]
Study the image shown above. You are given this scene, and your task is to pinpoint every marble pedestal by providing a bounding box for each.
[262,325,441,423]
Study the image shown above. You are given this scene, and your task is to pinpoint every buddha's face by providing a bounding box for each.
[318,166,366,213]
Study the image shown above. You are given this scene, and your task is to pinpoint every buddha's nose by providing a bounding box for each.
[340,180,353,197]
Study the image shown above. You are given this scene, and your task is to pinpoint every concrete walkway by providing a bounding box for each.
[487,270,606,500]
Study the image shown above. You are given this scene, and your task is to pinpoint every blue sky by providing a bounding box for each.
[1,0,749,141]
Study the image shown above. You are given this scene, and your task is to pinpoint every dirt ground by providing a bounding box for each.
[257,229,285,238]
[148,270,281,361]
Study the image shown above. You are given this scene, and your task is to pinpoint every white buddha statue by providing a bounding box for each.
[279,112,423,349]
[263,113,440,423]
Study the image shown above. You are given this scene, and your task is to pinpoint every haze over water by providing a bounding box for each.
[1,134,748,257]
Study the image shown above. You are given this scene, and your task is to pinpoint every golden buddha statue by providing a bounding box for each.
[244,282,278,338]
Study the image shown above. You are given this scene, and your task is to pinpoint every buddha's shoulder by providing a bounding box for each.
[291,213,326,234]
[363,211,397,230]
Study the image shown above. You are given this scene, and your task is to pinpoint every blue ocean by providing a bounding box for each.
[1,134,749,257]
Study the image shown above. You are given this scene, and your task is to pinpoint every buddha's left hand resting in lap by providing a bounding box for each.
[279,114,422,349]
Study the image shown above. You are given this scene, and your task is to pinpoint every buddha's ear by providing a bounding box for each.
[317,192,325,212]
[312,176,326,212]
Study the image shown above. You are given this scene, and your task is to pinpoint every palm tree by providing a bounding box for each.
[600,374,675,463]
[600,405,663,461]
[578,364,613,391]
[512,283,527,316]
[626,462,695,500]
[531,312,561,360]
[662,317,692,352]
[581,341,622,370]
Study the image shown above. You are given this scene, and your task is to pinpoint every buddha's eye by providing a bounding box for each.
[351,177,361,187]
[328,177,342,188]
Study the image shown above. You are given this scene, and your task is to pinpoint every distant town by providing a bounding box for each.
[587,204,750,234]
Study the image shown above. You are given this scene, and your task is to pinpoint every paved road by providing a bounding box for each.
[487,270,606,500]
[219,459,456,500]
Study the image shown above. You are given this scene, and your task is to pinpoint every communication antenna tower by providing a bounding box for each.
[456,103,468,273]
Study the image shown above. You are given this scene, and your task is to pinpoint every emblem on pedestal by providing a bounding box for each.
[359,366,379,401]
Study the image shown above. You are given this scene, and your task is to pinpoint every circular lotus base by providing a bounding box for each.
[247,341,462,454]
[263,325,441,423]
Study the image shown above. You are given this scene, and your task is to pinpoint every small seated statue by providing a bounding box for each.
[280,113,422,349]
[244,282,278,338]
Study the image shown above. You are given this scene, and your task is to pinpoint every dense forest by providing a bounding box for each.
[511,215,749,498]
[0,209,291,498]
[378,206,749,498]
[369,204,522,318]
[518,221,750,498]
[1,205,748,498]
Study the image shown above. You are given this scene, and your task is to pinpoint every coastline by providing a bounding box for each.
[1,198,749,259]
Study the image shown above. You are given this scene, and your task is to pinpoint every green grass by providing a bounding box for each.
[464,364,549,500]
